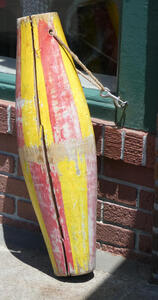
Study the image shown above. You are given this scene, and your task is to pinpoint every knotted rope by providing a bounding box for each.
[49,30,128,111]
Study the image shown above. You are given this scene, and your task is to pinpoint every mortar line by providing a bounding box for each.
[120,130,125,160]
[142,134,147,166]
[99,174,154,192]
[7,105,12,134]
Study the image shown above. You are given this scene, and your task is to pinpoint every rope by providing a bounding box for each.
[49,30,128,110]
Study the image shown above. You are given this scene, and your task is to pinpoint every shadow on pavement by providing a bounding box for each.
[2,224,158,299]
[2,224,94,283]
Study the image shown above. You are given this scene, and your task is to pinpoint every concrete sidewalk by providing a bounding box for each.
[0,224,158,300]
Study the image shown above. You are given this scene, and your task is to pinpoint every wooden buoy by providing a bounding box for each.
[16,12,97,276]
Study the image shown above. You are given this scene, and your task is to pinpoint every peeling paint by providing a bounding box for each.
[16,13,97,276]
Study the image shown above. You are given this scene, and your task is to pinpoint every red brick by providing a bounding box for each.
[10,105,16,136]
[146,134,155,169]
[0,154,15,174]
[17,200,37,222]
[0,174,29,199]
[0,133,18,154]
[102,244,133,257]
[93,122,102,156]
[96,222,135,248]
[98,178,136,206]
[0,101,16,136]
[139,234,152,254]
[97,200,102,221]
[139,190,154,211]
[91,118,115,127]
[103,126,121,160]
[102,158,154,188]
[103,202,152,233]
[0,215,39,232]
[124,131,145,166]
[17,158,23,177]
[101,244,151,263]
[0,194,15,214]
[0,104,8,134]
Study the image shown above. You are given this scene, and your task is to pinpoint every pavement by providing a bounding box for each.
[0,224,158,300]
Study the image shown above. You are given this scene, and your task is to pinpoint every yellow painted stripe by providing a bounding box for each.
[20,18,40,148]
[20,158,58,274]
[32,17,54,147]
[52,14,90,272]
[57,153,89,273]
[53,14,94,139]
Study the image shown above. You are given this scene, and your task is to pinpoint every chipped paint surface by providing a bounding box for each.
[16,13,97,276]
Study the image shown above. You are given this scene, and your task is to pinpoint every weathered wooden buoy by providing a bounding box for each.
[16,12,97,276]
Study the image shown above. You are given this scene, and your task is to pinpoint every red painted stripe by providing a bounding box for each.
[38,20,82,143]
[37,20,82,272]
[16,27,24,148]
[16,27,21,99]
[29,162,67,275]
[86,153,97,268]
[50,164,74,274]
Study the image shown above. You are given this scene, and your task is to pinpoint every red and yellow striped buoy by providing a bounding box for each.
[16,12,97,276]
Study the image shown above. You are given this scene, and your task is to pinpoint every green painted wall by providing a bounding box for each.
[144,0,158,133]
[0,73,15,101]
[118,0,158,133]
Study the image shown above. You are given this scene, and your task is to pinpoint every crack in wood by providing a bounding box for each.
[29,16,69,275]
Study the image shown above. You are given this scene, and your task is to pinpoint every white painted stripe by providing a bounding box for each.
[142,135,147,166]
[120,130,125,160]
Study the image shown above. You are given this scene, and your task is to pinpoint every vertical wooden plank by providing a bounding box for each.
[17,16,68,276]
[16,13,97,276]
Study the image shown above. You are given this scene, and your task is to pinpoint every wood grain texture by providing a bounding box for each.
[16,13,97,276]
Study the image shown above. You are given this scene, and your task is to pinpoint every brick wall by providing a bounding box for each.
[93,119,155,261]
[0,100,39,231]
[0,100,155,261]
